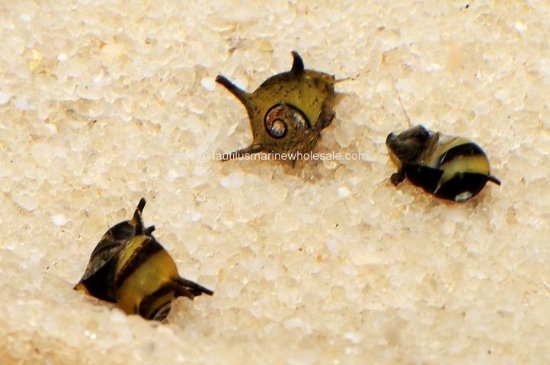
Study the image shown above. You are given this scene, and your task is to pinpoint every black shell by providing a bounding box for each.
[74,198,154,302]
[386,125,501,202]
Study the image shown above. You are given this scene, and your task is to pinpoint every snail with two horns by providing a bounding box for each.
[74,199,213,320]
[216,51,339,163]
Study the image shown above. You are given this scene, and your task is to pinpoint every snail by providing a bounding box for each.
[216,51,339,163]
[386,125,501,202]
[74,198,213,320]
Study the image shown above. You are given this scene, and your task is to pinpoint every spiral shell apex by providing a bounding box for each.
[265,104,309,139]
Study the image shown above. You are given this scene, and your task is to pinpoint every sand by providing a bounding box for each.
[1,1,549,364]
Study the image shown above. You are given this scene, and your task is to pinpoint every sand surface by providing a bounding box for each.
[1,1,550,364]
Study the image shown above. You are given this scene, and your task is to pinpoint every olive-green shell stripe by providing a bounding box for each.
[438,142,485,166]
[115,237,163,288]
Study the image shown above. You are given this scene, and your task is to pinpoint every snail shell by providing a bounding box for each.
[216,51,338,163]
[264,103,309,139]
[386,125,501,202]
[74,199,214,320]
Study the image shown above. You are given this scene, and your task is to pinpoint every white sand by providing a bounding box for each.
[1,1,550,364]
